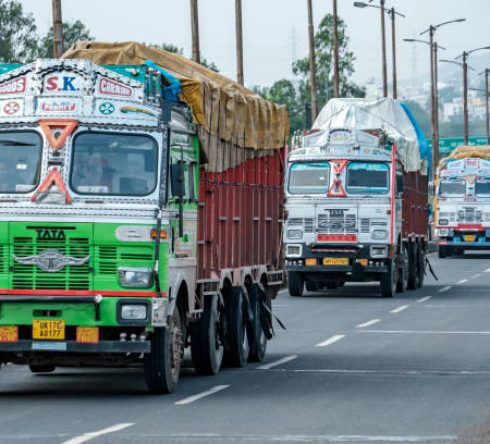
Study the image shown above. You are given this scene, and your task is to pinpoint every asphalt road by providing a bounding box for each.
[2,252,490,444]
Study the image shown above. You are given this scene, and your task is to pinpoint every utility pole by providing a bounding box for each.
[433,44,439,167]
[483,69,490,144]
[52,0,64,58]
[332,0,340,97]
[388,8,397,98]
[307,0,318,122]
[235,0,244,85]
[462,51,469,145]
[380,0,388,97]
[428,26,437,173]
[190,0,201,63]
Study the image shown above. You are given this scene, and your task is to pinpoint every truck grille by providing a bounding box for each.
[360,218,370,234]
[287,218,314,233]
[12,237,90,290]
[317,213,356,234]
[457,208,482,223]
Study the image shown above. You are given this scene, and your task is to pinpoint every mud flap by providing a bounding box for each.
[425,257,438,281]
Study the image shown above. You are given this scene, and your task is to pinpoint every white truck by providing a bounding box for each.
[435,146,490,258]
[284,99,429,298]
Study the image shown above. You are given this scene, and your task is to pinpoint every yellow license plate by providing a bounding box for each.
[464,235,476,242]
[0,326,18,342]
[323,257,349,266]
[32,320,65,340]
[76,327,99,343]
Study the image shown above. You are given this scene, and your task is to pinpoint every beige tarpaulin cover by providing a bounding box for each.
[63,42,289,171]
[448,145,490,160]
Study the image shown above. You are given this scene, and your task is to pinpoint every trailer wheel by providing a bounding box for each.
[191,293,224,375]
[224,286,249,368]
[380,260,397,298]
[417,246,426,288]
[247,283,270,362]
[288,272,304,297]
[438,246,447,259]
[407,243,419,290]
[29,364,55,373]
[144,305,183,394]
[397,245,409,293]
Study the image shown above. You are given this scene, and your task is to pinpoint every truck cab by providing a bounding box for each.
[436,155,490,257]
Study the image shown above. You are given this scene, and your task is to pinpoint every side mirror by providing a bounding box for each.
[396,174,404,195]
[171,163,185,199]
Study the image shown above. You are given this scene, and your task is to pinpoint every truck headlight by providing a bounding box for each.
[438,218,448,225]
[118,267,153,288]
[437,228,449,237]
[372,229,388,240]
[120,304,148,320]
[370,245,388,258]
[286,244,302,257]
[287,229,303,239]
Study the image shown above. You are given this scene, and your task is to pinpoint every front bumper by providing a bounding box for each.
[0,339,150,354]
[284,243,390,275]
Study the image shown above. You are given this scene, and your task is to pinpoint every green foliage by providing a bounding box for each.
[0,0,38,63]
[148,43,219,72]
[37,20,93,58]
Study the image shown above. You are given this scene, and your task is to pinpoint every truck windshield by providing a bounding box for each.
[439,179,465,197]
[288,162,329,194]
[346,162,389,194]
[476,180,490,196]
[0,131,41,193]
[71,132,158,196]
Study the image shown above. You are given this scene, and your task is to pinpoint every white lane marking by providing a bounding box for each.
[485,268,490,273]
[356,319,381,329]
[417,296,432,303]
[360,330,490,335]
[175,385,230,405]
[256,354,298,370]
[138,433,457,442]
[472,273,482,278]
[62,423,134,444]
[316,334,345,347]
[438,286,451,293]
[457,279,468,284]
[269,368,490,376]
[390,305,409,314]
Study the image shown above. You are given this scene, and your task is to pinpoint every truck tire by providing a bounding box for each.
[191,293,224,375]
[407,243,419,290]
[438,245,447,259]
[288,272,304,297]
[29,364,55,373]
[417,246,425,288]
[224,286,249,368]
[396,246,409,293]
[247,283,269,362]
[305,281,317,292]
[380,260,397,298]
[144,305,183,394]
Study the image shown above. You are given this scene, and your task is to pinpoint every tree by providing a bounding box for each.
[0,0,38,63]
[293,14,365,112]
[37,20,93,58]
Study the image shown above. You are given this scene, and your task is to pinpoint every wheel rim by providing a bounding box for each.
[211,302,224,366]
[170,313,184,383]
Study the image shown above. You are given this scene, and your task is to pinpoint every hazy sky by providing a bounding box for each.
[20,0,490,89]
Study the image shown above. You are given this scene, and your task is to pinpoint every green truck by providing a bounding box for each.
[0,50,286,393]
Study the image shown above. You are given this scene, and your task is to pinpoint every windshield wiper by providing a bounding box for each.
[0,140,36,146]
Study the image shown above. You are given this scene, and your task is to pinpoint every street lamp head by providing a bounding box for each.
[353,2,368,7]
[420,18,466,36]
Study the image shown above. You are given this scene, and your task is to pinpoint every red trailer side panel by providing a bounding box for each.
[198,149,284,280]
[402,171,428,237]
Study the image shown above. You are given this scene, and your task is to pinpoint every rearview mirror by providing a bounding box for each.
[171,163,185,198]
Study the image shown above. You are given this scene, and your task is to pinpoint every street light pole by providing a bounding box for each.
[332,0,340,97]
[307,0,318,121]
[235,0,244,85]
[481,69,490,144]
[389,8,397,98]
[52,0,63,58]
[190,0,201,64]
[433,43,440,167]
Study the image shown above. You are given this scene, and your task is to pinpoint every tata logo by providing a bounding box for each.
[45,74,82,92]
[35,229,66,241]
[14,249,89,273]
